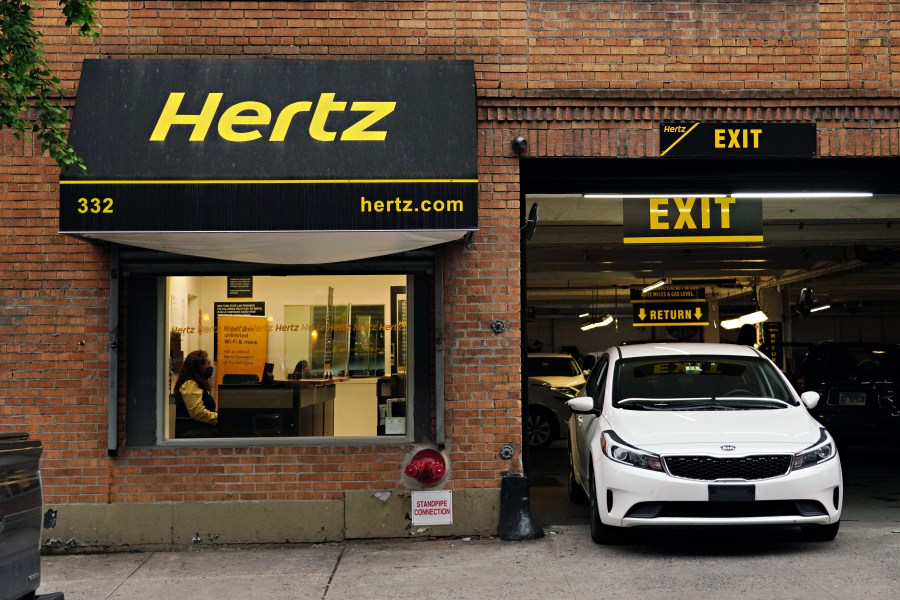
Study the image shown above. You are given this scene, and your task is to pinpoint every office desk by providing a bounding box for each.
[216,380,339,437]
[294,378,341,436]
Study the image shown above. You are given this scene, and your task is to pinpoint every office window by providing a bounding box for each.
[164,275,409,440]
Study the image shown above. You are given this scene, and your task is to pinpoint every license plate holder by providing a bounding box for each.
[708,484,755,502]
[838,391,867,406]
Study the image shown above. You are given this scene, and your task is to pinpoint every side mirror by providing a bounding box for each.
[566,396,597,414]
[800,391,820,410]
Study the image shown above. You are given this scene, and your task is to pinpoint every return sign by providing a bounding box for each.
[633,301,710,327]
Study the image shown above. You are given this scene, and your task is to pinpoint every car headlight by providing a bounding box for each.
[601,431,663,472]
[793,430,836,470]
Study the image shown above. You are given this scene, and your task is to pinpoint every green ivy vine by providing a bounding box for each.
[1,0,99,172]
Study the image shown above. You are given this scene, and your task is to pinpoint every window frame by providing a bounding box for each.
[122,260,435,448]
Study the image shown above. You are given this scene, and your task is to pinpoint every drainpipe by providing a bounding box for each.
[435,248,445,446]
[108,245,119,455]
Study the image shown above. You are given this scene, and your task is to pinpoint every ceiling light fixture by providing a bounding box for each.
[642,278,667,293]
[583,192,872,200]
[809,304,831,313]
[720,310,768,330]
[578,312,590,318]
[730,192,872,199]
[584,193,728,199]
[580,314,614,331]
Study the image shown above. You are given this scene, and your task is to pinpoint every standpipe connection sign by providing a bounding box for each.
[631,287,709,327]
[59,59,477,235]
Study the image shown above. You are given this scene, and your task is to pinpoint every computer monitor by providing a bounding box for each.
[261,362,275,385]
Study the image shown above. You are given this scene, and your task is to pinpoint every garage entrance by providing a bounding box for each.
[521,156,900,527]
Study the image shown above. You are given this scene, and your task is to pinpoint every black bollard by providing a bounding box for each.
[497,472,544,541]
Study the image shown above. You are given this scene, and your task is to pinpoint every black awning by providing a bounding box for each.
[61,59,478,263]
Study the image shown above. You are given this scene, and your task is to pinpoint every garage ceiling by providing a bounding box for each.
[522,158,900,322]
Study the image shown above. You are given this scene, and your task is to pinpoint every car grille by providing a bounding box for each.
[663,455,792,481]
[625,500,827,519]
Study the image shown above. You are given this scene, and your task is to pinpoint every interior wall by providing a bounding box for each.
[168,275,406,379]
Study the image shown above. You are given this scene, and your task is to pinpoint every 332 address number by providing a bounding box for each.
[77,197,114,214]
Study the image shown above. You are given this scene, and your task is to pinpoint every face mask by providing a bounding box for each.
[203,366,214,379]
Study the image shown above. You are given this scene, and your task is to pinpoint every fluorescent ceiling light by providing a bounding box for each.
[578,312,590,318]
[642,279,667,293]
[730,192,872,199]
[720,310,768,330]
[584,193,728,199]
[580,314,614,331]
[809,304,831,313]
[584,192,872,200]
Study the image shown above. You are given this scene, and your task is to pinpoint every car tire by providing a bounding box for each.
[589,466,622,544]
[527,406,557,449]
[800,520,840,542]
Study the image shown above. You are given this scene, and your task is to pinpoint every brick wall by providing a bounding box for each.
[2,1,897,510]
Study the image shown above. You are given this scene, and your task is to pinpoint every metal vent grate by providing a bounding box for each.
[664,455,792,481]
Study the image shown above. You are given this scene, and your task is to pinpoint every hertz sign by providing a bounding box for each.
[659,122,816,158]
[59,59,477,236]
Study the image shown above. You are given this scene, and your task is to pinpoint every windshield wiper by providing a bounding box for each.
[617,396,790,410]
[617,397,714,410]
[709,397,791,408]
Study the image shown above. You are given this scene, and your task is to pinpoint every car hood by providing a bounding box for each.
[606,407,824,454]
[530,375,585,390]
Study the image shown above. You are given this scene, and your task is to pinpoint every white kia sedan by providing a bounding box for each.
[567,343,842,544]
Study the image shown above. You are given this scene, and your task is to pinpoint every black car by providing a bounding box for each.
[796,342,900,447]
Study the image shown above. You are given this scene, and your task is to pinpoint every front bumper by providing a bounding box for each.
[595,453,843,528]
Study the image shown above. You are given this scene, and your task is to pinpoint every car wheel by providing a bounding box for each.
[589,466,621,544]
[567,442,588,504]
[527,407,557,448]
[800,520,840,542]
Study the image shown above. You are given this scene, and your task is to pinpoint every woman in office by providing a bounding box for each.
[174,349,218,437]
[292,359,312,379]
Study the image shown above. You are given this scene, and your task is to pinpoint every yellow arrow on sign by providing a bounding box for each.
[695,307,703,320]
[639,308,647,321]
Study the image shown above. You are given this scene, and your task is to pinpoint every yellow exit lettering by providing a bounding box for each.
[648,197,736,230]
[714,128,762,150]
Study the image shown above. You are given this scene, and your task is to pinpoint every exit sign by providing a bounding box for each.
[659,122,816,158]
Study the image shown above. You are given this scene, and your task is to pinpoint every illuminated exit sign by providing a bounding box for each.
[623,196,762,244]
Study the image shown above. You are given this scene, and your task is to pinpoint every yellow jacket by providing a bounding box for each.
[179,380,218,425]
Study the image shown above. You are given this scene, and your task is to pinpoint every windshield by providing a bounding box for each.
[528,356,583,378]
[613,355,798,410]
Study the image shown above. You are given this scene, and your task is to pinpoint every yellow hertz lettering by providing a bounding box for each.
[649,197,735,230]
[714,128,762,150]
[662,125,688,133]
[360,196,465,213]
[149,92,396,142]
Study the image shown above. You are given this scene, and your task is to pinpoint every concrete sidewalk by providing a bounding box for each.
[38,520,900,600]
[38,445,900,600]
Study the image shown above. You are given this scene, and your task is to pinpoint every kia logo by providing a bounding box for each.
[720,444,736,451]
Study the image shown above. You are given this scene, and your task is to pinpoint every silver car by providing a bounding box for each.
[526,353,587,448]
